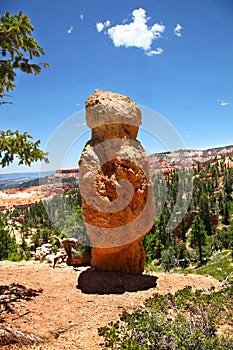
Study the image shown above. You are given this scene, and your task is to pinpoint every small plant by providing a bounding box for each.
[7,252,21,262]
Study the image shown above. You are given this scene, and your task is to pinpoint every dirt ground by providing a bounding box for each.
[0,261,221,350]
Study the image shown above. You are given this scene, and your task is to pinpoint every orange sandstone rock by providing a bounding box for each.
[79,89,155,274]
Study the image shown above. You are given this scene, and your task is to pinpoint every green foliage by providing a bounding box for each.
[5,188,85,258]
[214,226,233,251]
[224,168,233,199]
[186,250,233,282]
[143,227,164,262]
[67,186,82,207]
[161,247,175,272]
[0,11,49,102]
[144,155,233,272]
[0,216,18,260]
[31,229,42,251]
[99,285,233,349]
[63,212,83,238]
[199,193,213,235]
[189,215,209,263]
[222,199,231,225]
[7,251,21,262]
[0,129,49,167]
[0,11,49,168]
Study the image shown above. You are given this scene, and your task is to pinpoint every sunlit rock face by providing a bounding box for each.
[79,89,155,274]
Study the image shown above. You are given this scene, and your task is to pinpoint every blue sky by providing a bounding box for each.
[0,0,233,173]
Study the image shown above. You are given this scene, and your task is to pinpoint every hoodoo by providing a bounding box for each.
[79,89,155,274]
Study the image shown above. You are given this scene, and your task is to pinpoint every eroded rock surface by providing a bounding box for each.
[79,89,155,274]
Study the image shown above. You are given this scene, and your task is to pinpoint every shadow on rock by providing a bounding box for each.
[76,268,157,294]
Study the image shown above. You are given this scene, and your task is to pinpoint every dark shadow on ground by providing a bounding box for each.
[0,283,43,313]
[77,268,157,294]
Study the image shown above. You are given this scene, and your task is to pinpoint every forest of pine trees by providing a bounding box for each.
[144,157,233,270]
[0,156,233,270]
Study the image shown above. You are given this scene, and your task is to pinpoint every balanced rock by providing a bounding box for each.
[79,89,155,274]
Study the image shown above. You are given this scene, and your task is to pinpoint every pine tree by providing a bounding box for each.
[0,216,18,260]
[222,200,230,225]
[0,11,49,102]
[189,215,209,264]
[199,193,213,235]
[0,11,49,167]
[224,170,232,199]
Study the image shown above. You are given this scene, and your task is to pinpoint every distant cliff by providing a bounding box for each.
[0,169,79,210]
[148,145,233,171]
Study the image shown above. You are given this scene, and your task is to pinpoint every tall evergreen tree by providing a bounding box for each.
[222,200,230,225]
[0,216,18,260]
[199,193,213,235]
[189,215,208,263]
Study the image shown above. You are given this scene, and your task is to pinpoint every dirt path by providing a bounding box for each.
[0,261,221,350]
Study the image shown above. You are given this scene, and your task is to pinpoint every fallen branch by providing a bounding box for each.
[0,327,44,346]
[0,325,75,346]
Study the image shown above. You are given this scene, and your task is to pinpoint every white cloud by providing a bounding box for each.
[98,8,165,55]
[218,99,231,106]
[67,26,74,34]
[105,20,111,28]
[80,14,84,20]
[146,47,164,56]
[96,20,110,33]
[151,23,166,38]
[96,22,105,32]
[174,24,183,37]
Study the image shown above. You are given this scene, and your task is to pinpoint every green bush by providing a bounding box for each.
[7,252,22,262]
[98,285,233,349]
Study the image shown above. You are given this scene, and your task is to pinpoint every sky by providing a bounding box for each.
[0,0,233,173]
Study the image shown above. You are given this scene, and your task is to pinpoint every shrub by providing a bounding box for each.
[98,286,233,349]
[7,252,21,262]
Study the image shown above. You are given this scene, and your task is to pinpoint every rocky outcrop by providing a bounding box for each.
[79,89,155,274]
[31,243,67,268]
[51,236,91,267]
